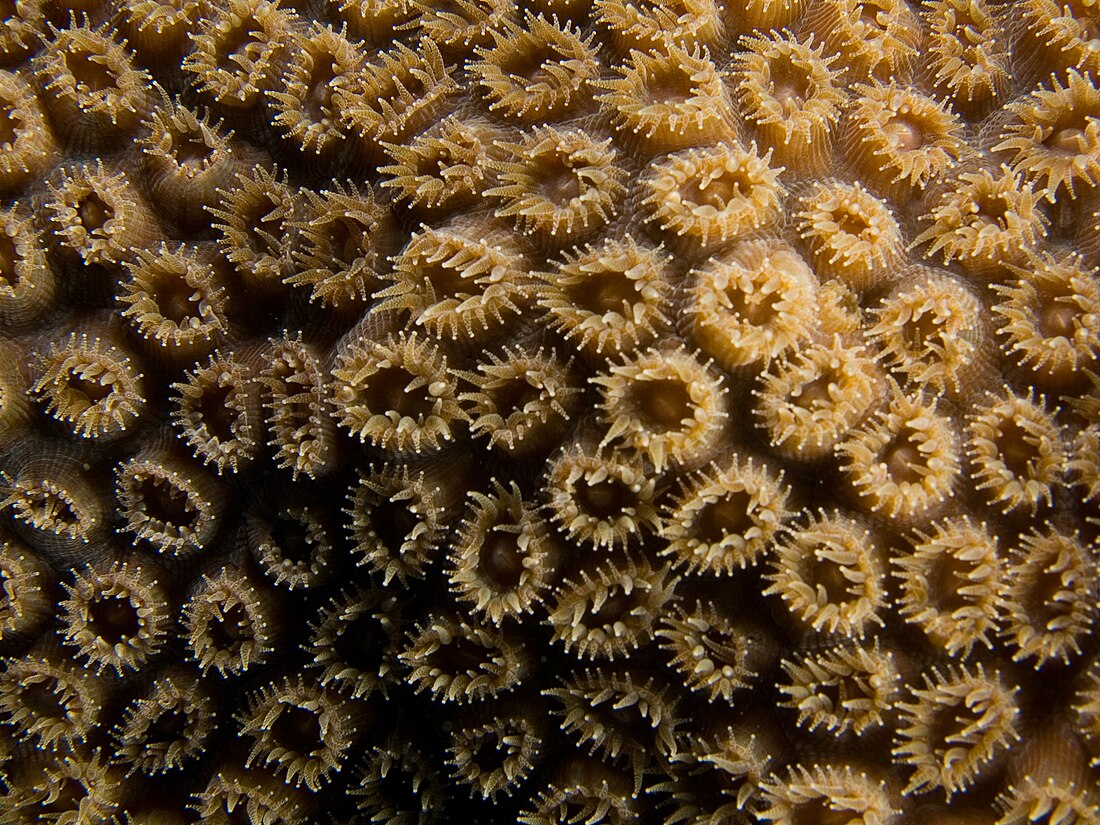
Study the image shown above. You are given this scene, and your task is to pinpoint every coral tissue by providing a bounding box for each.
[0,0,1099,823]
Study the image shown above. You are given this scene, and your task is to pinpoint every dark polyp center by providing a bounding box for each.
[20,680,64,718]
[138,476,195,528]
[470,731,509,771]
[537,153,581,204]
[218,22,260,71]
[572,269,637,314]
[645,65,692,106]
[927,554,973,614]
[694,490,754,544]
[430,634,489,672]
[89,593,140,643]
[633,378,692,429]
[245,195,286,254]
[685,168,749,209]
[973,192,1010,228]
[726,284,778,326]
[368,498,421,552]
[479,528,525,589]
[0,233,19,286]
[327,217,370,268]
[196,383,237,442]
[834,205,871,238]
[501,43,555,86]
[173,131,214,168]
[423,258,471,300]
[994,418,1039,478]
[488,377,542,418]
[1045,120,1087,154]
[207,601,249,650]
[806,552,852,606]
[306,58,337,121]
[902,308,945,351]
[1038,295,1079,340]
[270,704,323,753]
[794,372,835,409]
[369,366,434,419]
[152,275,202,325]
[144,706,188,745]
[587,586,633,625]
[332,610,385,667]
[68,370,114,403]
[883,428,926,485]
[577,477,630,520]
[66,48,118,93]
[78,192,111,233]
[269,512,314,565]
[1025,566,1072,627]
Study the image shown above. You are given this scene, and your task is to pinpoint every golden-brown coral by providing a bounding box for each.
[0,542,52,643]
[837,388,961,523]
[449,480,560,624]
[448,703,546,801]
[543,440,661,550]
[115,447,222,558]
[592,345,728,472]
[894,663,1020,798]
[992,251,1100,391]
[329,330,464,453]
[170,349,262,474]
[376,219,530,339]
[399,613,530,702]
[1002,527,1097,667]
[116,0,200,67]
[0,203,54,331]
[353,739,445,824]
[345,461,457,584]
[733,29,845,176]
[182,566,277,676]
[118,243,228,362]
[548,553,677,660]
[656,601,773,702]
[795,179,903,292]
[238,676,361,790]
[58,560,169,674]
[0,650,106,748]
[913,165,1049,277]
[807,0,922,82]
[640,141,786,254]
[246,493,335,591]
[379,115,501,212]
[757,762,899,825]
[764,510,888,637]
[0,451,105,555]
[967,390,1064,514]
[139,100,245,231]
[337,37,458,152]
[894,517,1005,656]
[994,69,1100,201]
[754,335,885,462]
[260,335,335,481]
[181,0,290,110]
[458,345,581,456]
[470,13,598,122]
[208,164,298,294]
[306,585,404,699]
[925,0,1012,118]
[867,268,989,397]
[407,0,508,54]
[594,43,737,153]
[536,234,674,361]
[487,126,627,244]
[596,0,724,51]
[684,238,819,373]
[32,330,145,441]
[36,18,152,148]
[46,161,158,268]
[112,665,215,775]
[0,71,54,193]
[659,453,790,574]
[779,641,900,737]
[845,80,967,200]
[265,22,362,158]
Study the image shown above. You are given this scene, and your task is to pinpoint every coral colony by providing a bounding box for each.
[0,0,1097,822]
